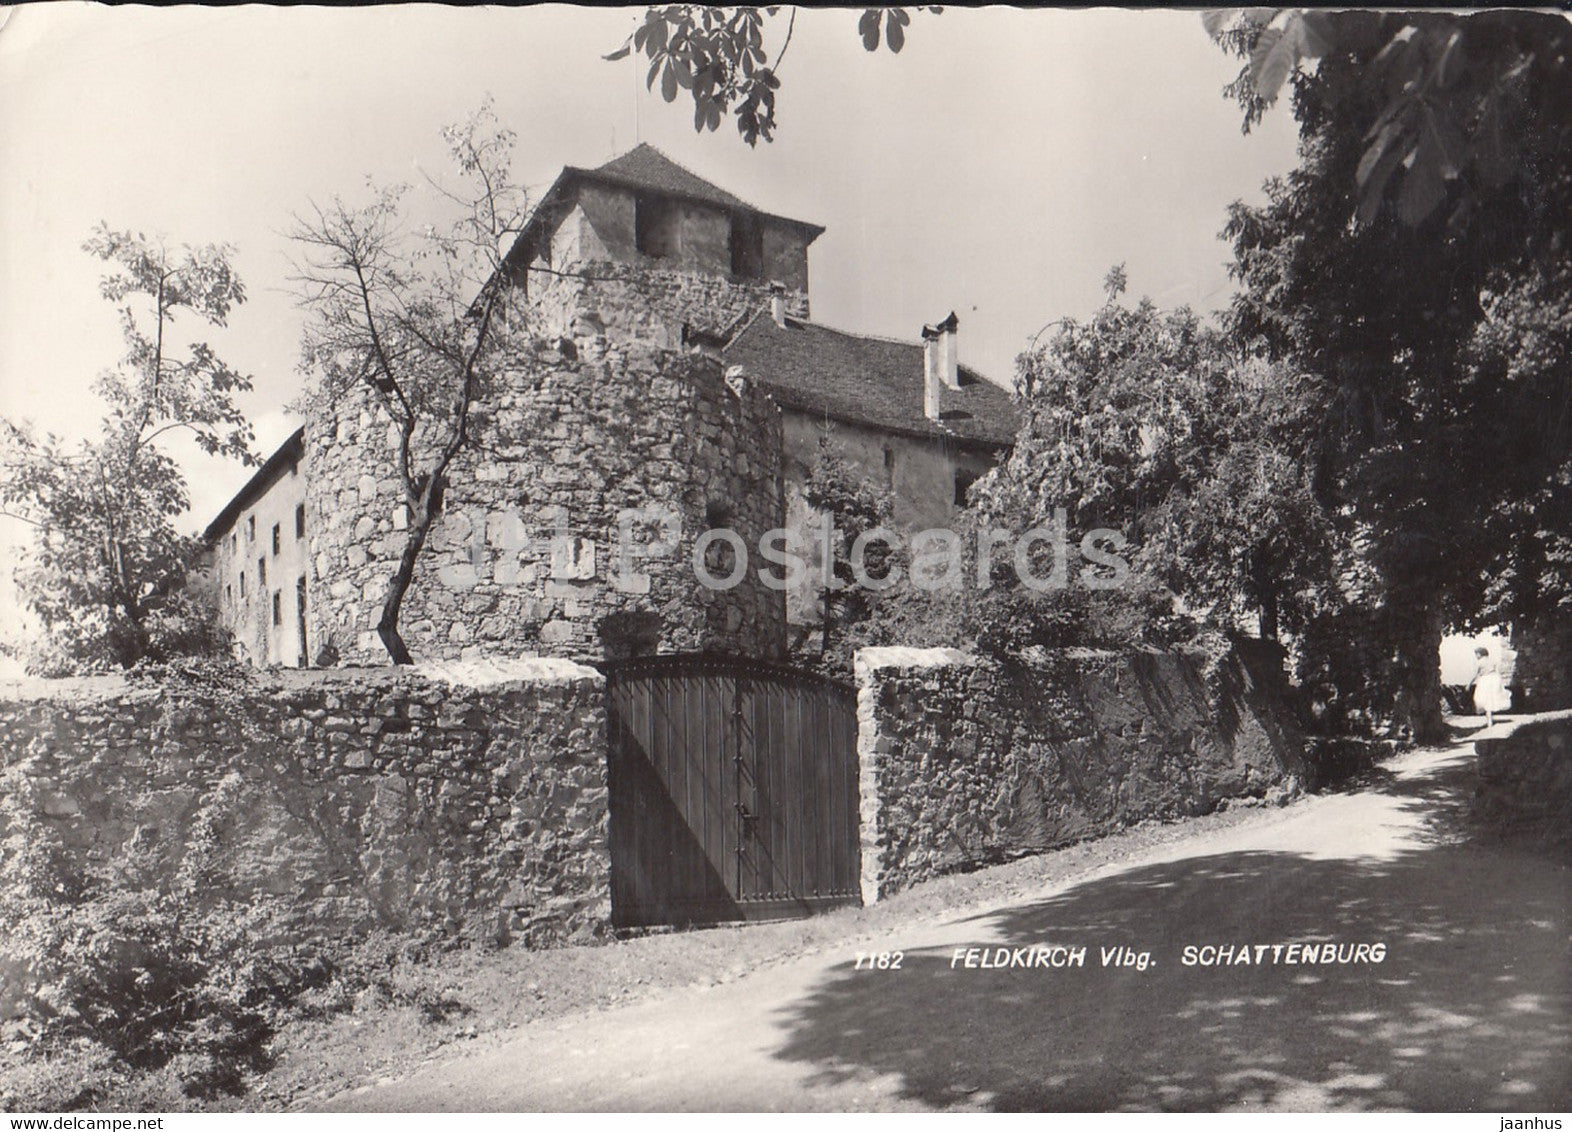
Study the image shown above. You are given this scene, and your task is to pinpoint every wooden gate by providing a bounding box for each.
[604,654,861,928]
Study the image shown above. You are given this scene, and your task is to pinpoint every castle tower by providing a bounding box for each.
[503,144,822,348]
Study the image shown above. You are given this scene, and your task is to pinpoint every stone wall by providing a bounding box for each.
[853,642,1310,901]
[1473,710,1572,849]
[1511,613,1572,711]
[0,659,610,946]
[561,181,812,294]
[779,412,1005,626]
[305,341,788,667]
[527,258,808,348]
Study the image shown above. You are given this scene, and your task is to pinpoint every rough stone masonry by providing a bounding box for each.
[303,340,787,669]
[854,641,1311,902]
[0,658,610,948]
[1473,709,1572,850]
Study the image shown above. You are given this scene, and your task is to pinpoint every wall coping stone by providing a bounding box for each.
[0,674,152,704]
[854,647,978,675]
[0,657,604,706]
[417,656,604,688]
[853,643,1226,679]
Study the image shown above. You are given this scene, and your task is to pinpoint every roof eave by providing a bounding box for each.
[202,427,307,545]
[764,390,1013,452]
[502,169,578,272]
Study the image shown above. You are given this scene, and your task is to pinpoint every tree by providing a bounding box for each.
[1216,9,1572,741]
[0,227,254,673]
[1206,9,1570,231]
[613,5,1567,219]
[1152,355,1335,643]
[288,99,530,665]
[974,286,1335,645]
[800,436,893,661]
[607,6,935,145]
[1466,259,1572,629]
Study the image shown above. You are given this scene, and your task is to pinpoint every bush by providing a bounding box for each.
[1293,600,1419,738]
[1301,735,1393,790]
[0,765,334,1105]
[967,574,1199,658]
[793,561,1203,679]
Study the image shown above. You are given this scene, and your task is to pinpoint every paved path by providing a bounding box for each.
[322,738,1570,1111]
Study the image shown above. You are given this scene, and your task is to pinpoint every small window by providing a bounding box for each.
[954,469,978,508]
[239,572,247,599]
[247,515,256,542]
[883,446,896,489]
[295,503,306,539]
[634,195,677,259]
[258,557,267,586]
[272,523,281,556]
[225,583,232,606]
[272,591,282,626]
[296,577,308,667]
[729,213,763,279]
[230,532,237,554]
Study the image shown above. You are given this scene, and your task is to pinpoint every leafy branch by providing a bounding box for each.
[608,6,940,145]
[1205,8,1570,229]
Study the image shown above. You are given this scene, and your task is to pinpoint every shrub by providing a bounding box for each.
[966,574,1199,658]
[0,763,332,1104]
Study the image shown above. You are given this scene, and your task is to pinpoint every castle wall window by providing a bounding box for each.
[272,523,281,556]
[272,591,282,626]
[296,576,308,666]
[247,515,256,542]
[239,572,246,599]
[730,213,763,279]
[258,557,267,586]
[295,503,306,539]
[955,469,978,508]
[635,195,678,259]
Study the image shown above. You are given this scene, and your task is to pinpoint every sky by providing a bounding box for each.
[0,3,1308,662]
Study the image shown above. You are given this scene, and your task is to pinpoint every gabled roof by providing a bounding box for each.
[592,144,758,214]
[723,314,1018,449]
[202,427,305,544]
[504,143,824,270]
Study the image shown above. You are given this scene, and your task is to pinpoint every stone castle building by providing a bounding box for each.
[204,145,1017,667]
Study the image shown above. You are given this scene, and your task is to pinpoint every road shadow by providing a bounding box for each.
[769,746,1572,1111]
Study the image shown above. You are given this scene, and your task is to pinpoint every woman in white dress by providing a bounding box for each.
[1471,646,1511,726]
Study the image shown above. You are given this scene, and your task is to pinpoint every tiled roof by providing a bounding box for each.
[585,145,823,235]
[506,144,822,269]
[202,427,305,544]
[590,145,745,214]
[723,314,1018,448]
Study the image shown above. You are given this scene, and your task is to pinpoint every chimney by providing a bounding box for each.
[921,312,960,420]
[935,311,960,390]
[922,325,942,420]
[770,287,789,328]
[724,364,749,398]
